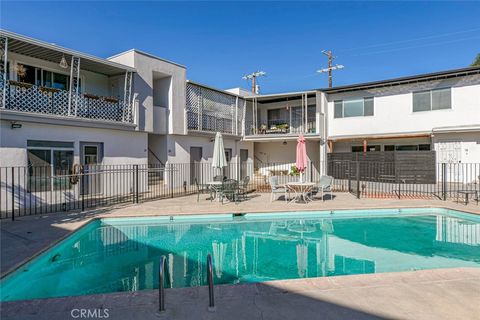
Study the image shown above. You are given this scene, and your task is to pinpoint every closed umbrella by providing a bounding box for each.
[212,132,227,174]
[296,134,308,182]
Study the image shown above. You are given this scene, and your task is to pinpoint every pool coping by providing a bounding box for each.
[1,204,479,281]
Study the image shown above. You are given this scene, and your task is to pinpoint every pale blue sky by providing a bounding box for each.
[1,1,479,93]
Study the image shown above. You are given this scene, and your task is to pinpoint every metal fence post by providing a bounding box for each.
[442,163,447,200]
[11,167,15,221]
[81,170,85,211]
[396,166,401,199]
[134,164,139,204]
[169,163,174,198]
[348,161,351,192]
[355,161,360,199]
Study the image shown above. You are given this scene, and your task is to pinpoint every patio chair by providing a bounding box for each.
[269,176,288,202]
[238,176,250,201]
[221,179,239,204]
[194,178,211,202]
[315,175,334,201]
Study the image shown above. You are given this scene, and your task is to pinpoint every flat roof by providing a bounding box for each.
[1,29,136,76]
[322,66,480,93]
[108,49,186,69]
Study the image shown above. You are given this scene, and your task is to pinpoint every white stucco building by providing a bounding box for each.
[1,29,479,187]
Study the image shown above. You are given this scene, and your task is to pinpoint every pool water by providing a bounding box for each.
[1,208,479,301]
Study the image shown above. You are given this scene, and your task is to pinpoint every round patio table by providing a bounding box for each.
[286,182,316,204]
[207,181,223,201]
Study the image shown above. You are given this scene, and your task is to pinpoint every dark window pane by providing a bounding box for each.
[43,70,52,88]
[351,146,363,152]
[17,64,36,84]
[334,101,343,118]
[53,72,68,90]
[27,149,51,192]
[367,145,381,152]
[384,145,395,151]
[419,144,431,151]
[53,150,74,190]
[364,97,374,116]
[344,99,363,117]
[396,145,418,151]
[432,88,451,110]
[413,91,431,112]
[27,140,74,148]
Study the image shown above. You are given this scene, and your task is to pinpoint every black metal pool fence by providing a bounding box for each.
[1,161,478,219]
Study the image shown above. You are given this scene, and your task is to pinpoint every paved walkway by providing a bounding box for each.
[1,193,479,319]
[1,268,479,320]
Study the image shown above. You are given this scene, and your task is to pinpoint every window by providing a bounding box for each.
[413,88,451,112]
[15,63,78,91]
[351,145,380,152]
[334,97,374,118]
[383,144,431,151]
[27,140,74,192]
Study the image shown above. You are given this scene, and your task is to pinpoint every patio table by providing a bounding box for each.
[457,190,479,205]
[286,182,316,204]
[206,181,223,201]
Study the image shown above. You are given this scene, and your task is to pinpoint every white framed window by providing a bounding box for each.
[334,97,374,118]
[412,88,451,112]
[27,140,75,192]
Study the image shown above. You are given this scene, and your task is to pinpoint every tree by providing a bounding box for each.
[471,54,480,67]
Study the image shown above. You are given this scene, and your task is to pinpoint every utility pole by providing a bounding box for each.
[317,50,344,88]
[242,71,266,94]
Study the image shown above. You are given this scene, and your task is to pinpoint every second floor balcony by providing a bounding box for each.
[244,92,319,138]
[0,30,135,125]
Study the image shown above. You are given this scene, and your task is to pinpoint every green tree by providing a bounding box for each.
[471,54,480,66]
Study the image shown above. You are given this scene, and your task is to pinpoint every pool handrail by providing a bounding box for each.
[207,253,215,311]
[159,255,166,312]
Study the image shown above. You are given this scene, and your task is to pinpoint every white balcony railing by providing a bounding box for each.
[1,81,133,123]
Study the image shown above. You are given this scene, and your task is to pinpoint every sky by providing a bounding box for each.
[1,1,479,94]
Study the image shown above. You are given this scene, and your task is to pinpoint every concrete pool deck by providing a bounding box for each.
[1,268,479,320]
[1,193,479,319]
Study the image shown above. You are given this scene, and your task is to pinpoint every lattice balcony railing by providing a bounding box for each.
[0,81,133,123]
[186,82,244,135]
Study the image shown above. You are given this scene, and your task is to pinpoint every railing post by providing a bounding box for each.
[11,167,15,221]
[356,161,360,199]
[442,163,447,201]
[169,163,174,198]
[207,253,215,312]
[134,164,139,204]
[81,169,85,212]
[159,255,166,312]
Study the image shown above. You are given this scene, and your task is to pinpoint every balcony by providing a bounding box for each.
[244,92,318,138]
[186,81,244,136]
[0,30,135,125]
[2,81,133,123]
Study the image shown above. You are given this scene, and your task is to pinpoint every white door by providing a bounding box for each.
[437,141,462,182]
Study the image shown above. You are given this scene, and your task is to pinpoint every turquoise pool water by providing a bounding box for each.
[1,208,479,301]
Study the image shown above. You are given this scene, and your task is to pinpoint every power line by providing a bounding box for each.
[338,27,480,53]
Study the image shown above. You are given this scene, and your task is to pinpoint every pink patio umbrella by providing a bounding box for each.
[296,134,308,182]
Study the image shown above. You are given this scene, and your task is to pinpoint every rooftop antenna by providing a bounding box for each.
[242,71,266,94]
[317,50,344,88]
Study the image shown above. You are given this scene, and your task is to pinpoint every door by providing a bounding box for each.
[437,141,462,182]
[190,147,203,184]
[240,149,249,178]
[80,142,103,195]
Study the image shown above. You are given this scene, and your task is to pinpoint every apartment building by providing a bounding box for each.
[1,29,479,184]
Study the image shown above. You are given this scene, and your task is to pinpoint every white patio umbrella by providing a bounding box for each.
[212,132,227,173]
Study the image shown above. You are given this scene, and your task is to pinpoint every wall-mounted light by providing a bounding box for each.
[11,122,22,129]
[282,140,287,145]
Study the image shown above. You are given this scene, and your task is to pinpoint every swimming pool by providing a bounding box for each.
[1,208,479,301]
